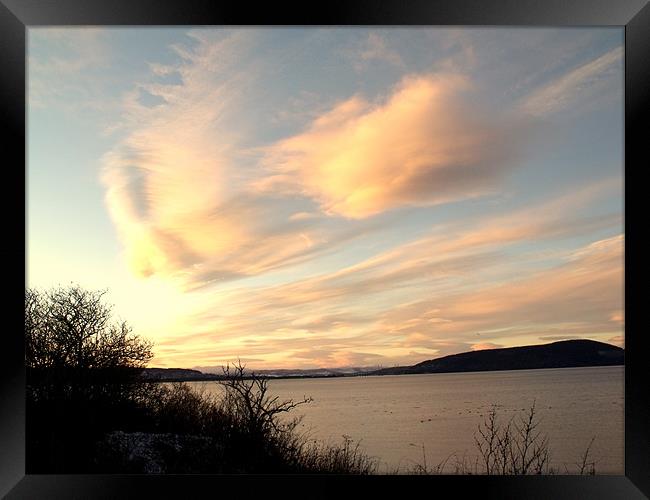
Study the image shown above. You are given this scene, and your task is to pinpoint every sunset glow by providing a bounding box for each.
[28,28,624,370]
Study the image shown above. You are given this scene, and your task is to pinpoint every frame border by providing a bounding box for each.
[1,1,648,498]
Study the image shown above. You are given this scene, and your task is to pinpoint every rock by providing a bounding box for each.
[95,431,222,473]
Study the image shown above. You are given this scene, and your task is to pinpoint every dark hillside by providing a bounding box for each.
[371,339,623,376]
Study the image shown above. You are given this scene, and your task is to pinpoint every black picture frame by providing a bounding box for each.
[1,1,648,498]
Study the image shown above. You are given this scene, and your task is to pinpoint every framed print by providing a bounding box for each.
[1,0,648,498]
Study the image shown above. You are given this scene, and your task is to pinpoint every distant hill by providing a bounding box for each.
[370,340,624,376]
[140,368,222,382]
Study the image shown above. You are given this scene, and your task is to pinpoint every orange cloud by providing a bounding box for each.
[173,195,622,368]
[101,32,362,287]
[471,342,503,351]
[258,73,530,218]
[609,311,624,324]
[376,234,624,350]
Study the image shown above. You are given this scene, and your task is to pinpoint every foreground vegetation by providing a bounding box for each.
[25,286,377,473]
[26,285,597,475]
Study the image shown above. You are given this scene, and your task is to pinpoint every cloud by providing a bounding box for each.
[258,73,531,218]
[349,33,404,70]
[270,91,331,125]
[471,342,503,351]
[609,311,624,324]
[379,234,623,341]
[102,32,620,291]
[202,183,618,311]
[29,28,112,110]
[245,179,622,310]
[446,235,622,321]
[102,31,401,288]
[91,29,623,369]
[289,211,321,221]
[172,182,622,368]
[102,36,536,285]
[520,46,623,117]
[101,32,249,278]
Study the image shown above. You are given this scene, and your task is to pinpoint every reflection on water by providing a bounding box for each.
[190,365,624,474]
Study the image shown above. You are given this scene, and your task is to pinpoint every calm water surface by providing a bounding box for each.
[190,366,624,474]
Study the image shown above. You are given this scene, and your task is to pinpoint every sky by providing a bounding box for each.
[27,27,624,370]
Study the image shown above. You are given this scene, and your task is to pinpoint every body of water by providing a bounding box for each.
[189,365,624,474]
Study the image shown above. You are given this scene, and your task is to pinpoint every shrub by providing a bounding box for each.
[296,435,378,474]
[25,286,152,372]
[106,366,377,474]
[474,401,551,474]
[404,402,598,475]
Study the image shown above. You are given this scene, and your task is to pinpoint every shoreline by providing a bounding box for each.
[145,361,624,383]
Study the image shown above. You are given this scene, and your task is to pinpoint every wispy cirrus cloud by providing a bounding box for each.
[371,234,623,360]
[29,28,112,110]
[520,46,623,117]
[101,31,251,279]
[102,31,329,284]
[348,32,404,71]
[158,232,623,369]
[155,181,622,369]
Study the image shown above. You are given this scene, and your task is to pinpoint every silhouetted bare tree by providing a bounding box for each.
[25,285,153,370]
[474,401,551,475]
[220,361,313,437]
